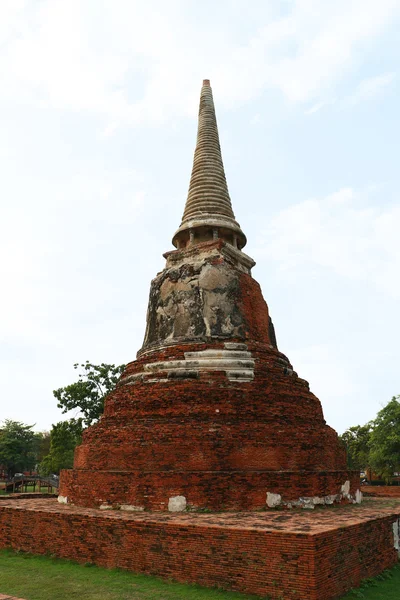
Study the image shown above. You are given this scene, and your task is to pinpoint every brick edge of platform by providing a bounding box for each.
[0,502,399,600]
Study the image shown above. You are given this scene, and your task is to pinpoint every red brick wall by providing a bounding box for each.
[238,274,272,343]
[61,336,355,510]
[314,519,399,598]
[0,500,398,600]
[362,486,400,497]
[60,468,360,511]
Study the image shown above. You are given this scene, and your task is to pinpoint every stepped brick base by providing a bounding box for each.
[60,241,360,513]
[1,498,399,600]
[363,486,400,498]
[61,468,360,511]
[61,336,359,511]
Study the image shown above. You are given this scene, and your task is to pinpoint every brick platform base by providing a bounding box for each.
[0,498,399,600]
[60,468,360,511]
[362,486,400,498]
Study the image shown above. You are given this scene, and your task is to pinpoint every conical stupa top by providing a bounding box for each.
[172,80,247,250]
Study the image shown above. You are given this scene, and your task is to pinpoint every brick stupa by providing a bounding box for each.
[60,80,360,511]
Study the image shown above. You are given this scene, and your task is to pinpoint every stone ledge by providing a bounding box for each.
[0,496,398,531]
[362,486,400,497]
[122,344,255,384]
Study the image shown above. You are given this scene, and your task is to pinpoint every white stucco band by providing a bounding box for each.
[124,343,255,384]
[120,504,145,512]
[266,485,363,510]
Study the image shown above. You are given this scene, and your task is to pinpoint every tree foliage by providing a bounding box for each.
[54,361,125,426]
[34,431,51,464]
[369,396,400,482]
[0,420,37,477]
[39,419,83,475]
[339,424,372,470]
[341,396,400,482]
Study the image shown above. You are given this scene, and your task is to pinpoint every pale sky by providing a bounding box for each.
[0,0,399,434]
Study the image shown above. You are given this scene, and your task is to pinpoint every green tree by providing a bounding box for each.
[54,361,125,426]
[369,396,400,482]
[39,419,83,475]
[0,420,37,478]
[34,431,51,465]
[340,424,372,471]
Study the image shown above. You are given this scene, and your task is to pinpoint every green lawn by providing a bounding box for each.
[0,550,260,600]
[340,564,400,599]
[0,549,398,599]
[0,484,56,495]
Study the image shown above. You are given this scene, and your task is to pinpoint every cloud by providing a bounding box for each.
[0,1,398,435]
[0,167,146,345]
[255,187,400,298]
[0,0,398,129]
[288,343,359,429]
[305,101,329,115]
[212,0,400,106]
[345,72,396,106]
[305,99,336,115]
[250,113,262,125]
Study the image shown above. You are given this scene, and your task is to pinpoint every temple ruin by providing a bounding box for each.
[59,80,360,512]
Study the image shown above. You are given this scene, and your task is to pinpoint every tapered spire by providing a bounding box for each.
[172,80,247,250]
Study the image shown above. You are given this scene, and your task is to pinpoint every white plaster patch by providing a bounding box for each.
[120,504,145,512]
[313,496,325,505]
[341,480,350,496]
[267,490,361,510]
[298,497,315,510]
[324,494,339,505]
[57,495,68,504]
[266,492,282,508]
[168,495,187,512]
[393,519,400,554]
[224,343,248,351]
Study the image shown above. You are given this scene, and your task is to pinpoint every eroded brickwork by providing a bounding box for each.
[60,245,358,510]
[0,498,399,600]
[363,486,400,497]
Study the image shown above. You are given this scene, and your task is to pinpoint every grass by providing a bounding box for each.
[0,549,399,600]
[0,484,56,495]
[339,563,400,599]
[0,550,261,600]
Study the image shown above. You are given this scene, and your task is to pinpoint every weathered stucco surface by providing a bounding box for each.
[141,241,277,353]
[143,258,246,348]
